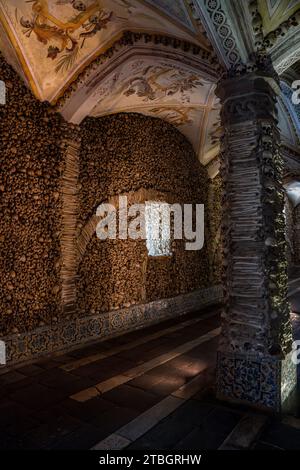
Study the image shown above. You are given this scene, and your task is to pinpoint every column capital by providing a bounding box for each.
[219,52,279,84]
[215,53,280,123]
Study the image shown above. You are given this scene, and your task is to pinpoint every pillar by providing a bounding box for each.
[60,124,81,315]
[216,55,296,412]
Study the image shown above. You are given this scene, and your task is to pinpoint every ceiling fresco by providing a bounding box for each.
[89,57,221,164]
[0,0,299,174]
[259,0,300,35]
[144,0,195,31]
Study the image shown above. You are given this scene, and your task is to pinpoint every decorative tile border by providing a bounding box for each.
[216,350,297,411]
[1,285,223,367]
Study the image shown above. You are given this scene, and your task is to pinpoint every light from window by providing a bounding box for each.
[145,202,172,256]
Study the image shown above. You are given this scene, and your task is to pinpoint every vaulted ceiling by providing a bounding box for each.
[1,0,300,175]
[0,0,213,102]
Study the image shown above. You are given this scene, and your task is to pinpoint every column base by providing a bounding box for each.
[216,350,297,412]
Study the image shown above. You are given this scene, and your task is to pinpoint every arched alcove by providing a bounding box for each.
[75,112,216,317]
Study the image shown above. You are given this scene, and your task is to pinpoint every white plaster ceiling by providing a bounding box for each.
[88,57,221,164]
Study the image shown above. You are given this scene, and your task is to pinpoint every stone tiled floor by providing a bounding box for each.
[0,306,220,449]
[1,304,300,450]
[126,397,243,450]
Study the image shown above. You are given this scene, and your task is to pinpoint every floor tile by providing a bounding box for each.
[102,384,161,412]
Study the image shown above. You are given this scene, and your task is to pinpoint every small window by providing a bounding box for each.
[145,202,172,257]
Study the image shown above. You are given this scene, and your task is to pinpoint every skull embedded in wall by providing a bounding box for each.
[72,0,86,11]
[89,14,100,24]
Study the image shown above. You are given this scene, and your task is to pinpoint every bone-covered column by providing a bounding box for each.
[216,56,296,411]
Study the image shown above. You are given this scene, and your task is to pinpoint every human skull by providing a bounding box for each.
[72,0,86,11]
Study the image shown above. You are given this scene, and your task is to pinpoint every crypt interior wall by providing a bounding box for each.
[77,113,213,316]
[207,174,222,285]
[0,55,223,362]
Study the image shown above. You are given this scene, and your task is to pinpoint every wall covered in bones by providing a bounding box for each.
[207,174,222,284]
[77,113,212,316]
[0,55,222,343]
[0,54,64,336]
